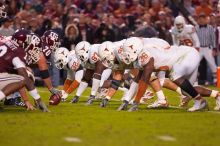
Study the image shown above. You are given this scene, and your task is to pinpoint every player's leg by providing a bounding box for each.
[0,73,25,101]
[158,70,191,107]
[147,74,168,108]
[90,68,112,100]
[70,69,93,104]
[61,70,74,101]
[100,70,124,107]
[171,50,208,111]
[118,69,141,111]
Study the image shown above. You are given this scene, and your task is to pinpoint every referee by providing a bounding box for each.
[196,13,217,84]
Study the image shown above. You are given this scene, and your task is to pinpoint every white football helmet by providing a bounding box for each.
[98,41,115,68]
[68,54,81,71]
[174,16,186,33]
[122,37,143,65]
[54,47,69,69]
[75,41,91,63]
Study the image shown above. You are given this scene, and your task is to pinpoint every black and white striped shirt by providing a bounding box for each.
[196,25,216,48]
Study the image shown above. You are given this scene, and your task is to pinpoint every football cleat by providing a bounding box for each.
[14,97,25,107]
[71,96,80,103]
[148,99,169,108]
[179,96,191,107]
[214,96,220,111]
[128,102,139,112]
[117,100,129,111]
[100,98,109,108]
[85,95,95,105]
[188,99,208,112]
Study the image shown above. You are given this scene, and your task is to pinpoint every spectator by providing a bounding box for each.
[63,23,81,50]
[184,0,195,15]
[114,0,128,18]
[94,22,115,43]
[195,0,213,16]
[0,18,14,36]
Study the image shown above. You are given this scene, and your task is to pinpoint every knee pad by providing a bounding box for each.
[111,79,121,90]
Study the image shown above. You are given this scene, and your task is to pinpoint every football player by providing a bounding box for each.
[171,16,200,49]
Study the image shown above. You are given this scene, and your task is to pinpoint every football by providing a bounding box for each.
[49,94,61,105]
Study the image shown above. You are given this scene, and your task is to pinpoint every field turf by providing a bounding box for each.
[0,87,220,146]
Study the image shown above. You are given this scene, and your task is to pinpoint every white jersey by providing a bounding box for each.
[138,45,196,70]
[113,39,125,63]
[171,24,200,48]
[142,38,171,50]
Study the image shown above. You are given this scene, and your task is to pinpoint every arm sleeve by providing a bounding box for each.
[12,57,26,69]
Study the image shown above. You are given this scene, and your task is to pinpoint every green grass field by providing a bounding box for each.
[0,87,220,146]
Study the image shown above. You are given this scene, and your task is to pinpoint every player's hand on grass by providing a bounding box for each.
[61,90,68,101]
[24,100,36,111]
[35,99,50,112]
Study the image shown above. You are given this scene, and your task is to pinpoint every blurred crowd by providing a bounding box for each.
[0,0,220,86]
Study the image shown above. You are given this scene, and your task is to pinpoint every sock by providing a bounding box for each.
[134,80,148,103]
[63,79,73,91]
[29,89,40,100]
[106,96,111,100]
[210,90,219,98]
[66,80,80,94]
[0,91,6,101]
[91,78,101,96]
[76,81,88,97]
[123,82,138,102]
[156,90,166,101]
[176,87,182,95]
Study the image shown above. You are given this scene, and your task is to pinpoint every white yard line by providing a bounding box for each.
[64,137,82,143]
[157,135,176,141]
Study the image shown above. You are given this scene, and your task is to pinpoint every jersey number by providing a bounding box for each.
[180,39,193,47]
[139,52,149,65]
[42,47,51,57]
[0,46,7,57]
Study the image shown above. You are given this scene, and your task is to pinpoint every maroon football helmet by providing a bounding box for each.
[12,29,42,65]
[12,28,31,50]
[41,30,60,57]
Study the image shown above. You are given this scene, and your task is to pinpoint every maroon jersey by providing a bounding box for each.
[0,40,26,73]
